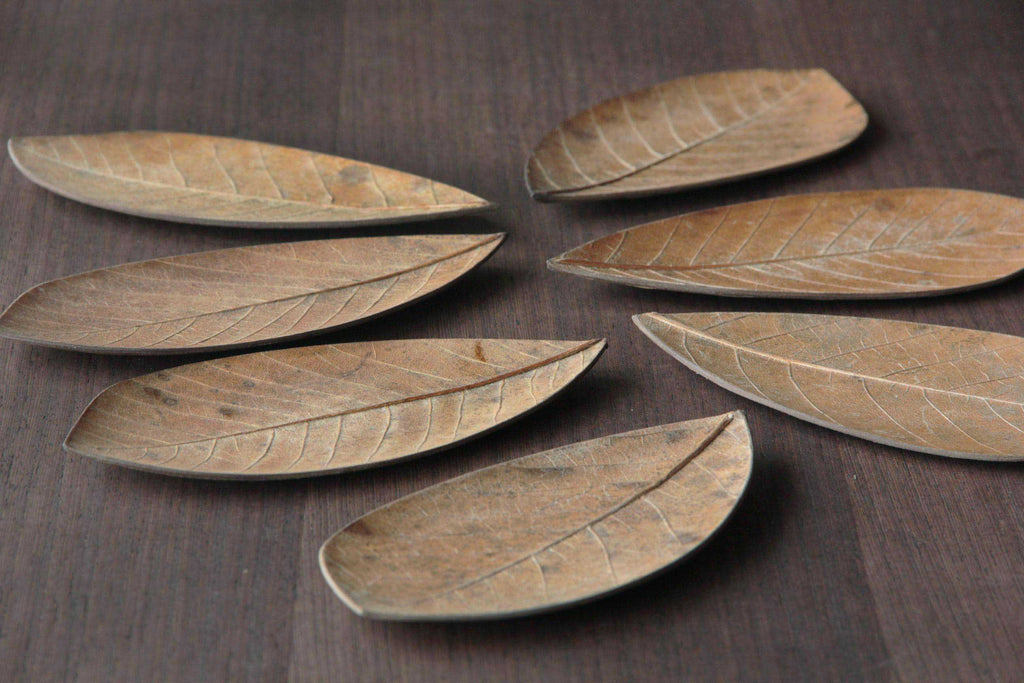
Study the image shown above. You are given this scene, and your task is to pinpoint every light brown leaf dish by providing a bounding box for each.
[64,338,606,479]
[550,189,1024,298]
[526,68,866,201]
[0,234,504,354]
[319,412,752,620]
[8,132,493,226]
[635,312,1024,461]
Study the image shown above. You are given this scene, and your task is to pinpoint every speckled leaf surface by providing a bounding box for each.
[551,189,1024,298]
[320,412,752,620]
[527,69,866,201]
[64,338,606,478]
[0,233,504,354]
[9,132,493,226]
[636,312,1024,460]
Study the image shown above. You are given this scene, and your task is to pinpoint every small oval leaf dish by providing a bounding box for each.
[64,338,606,478]
[0,233,504,354]
[526,68,866,201]
[9,132,493,227]
[320,412,752,620]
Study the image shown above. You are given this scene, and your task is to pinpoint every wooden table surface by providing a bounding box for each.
[2,1,1022,680]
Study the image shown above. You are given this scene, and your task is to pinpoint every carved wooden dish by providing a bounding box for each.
[0,233,504,354]
[526,68,866,201]
[550,189,1024,299]
[8,132,494,227]
[636,312,1024,461]
[320,412,752,620]
[64,338,606,479]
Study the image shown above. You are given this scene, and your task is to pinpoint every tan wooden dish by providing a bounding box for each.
[64,338,606,479]
[0,233,504,354]
[8,132,494,227]
[320,412,752,620]
[526,68,866,201]
[636,312,1024,461]
[551,189,1024,298]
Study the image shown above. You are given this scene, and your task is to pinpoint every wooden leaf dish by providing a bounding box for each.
[319,412,752,620]
[64,338,606,479]
[8,132,493,227]
[550,189,1024,298]
[635,312,1024,461]
[0,233,504,354]
[526,68,866,201]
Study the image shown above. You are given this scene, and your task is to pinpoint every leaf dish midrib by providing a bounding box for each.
[556,230,998,273]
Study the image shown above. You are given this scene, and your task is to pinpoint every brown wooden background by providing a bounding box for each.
[2,1,1023,680]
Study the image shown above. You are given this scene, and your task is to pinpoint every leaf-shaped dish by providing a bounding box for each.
[550,189,1024,298]
[64,338,606,479]
[8,132,494,227]
[526,68,866,201]
[0,234,504,354]
[635,312,1024,461]
[320,412,751,620]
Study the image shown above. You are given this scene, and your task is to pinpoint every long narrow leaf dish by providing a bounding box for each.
[8,132,493,227]
[64,338,606,478]
[320,412,752,620]
[635,312,1024,461]
[550,189,1024,298]
[526,68,866,201]
[0,233,504,354]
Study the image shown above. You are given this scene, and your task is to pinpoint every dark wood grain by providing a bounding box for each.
[1,1,1022,680]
